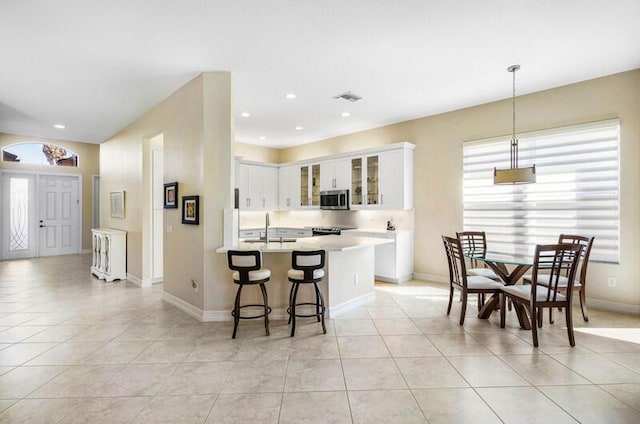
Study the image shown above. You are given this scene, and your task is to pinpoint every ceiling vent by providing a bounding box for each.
[333,91,363,102]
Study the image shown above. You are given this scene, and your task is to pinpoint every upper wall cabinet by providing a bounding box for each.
[240,142,414,212]
[278,165,301,209]
[237,162,278,210]
[299,163,321,208]
[349,144,414,210]
[320,158,351,191]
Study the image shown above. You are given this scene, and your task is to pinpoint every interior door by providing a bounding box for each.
[1,174,37,259]
[38,175,80,256]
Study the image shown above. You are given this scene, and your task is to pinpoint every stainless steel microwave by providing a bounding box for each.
[320,190,349,210]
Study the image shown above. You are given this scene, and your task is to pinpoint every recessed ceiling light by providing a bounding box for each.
[295,126,303,130]
[53,124,66,129]
[341,112,351,117]
[285,93,297,99]
[259,136,266,140]
[240,112,251,117]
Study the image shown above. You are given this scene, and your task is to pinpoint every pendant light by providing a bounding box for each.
[494,65,536,184]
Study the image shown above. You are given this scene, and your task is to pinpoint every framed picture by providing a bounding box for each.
[182,195,199,225]
[110,191,125,218]
[163,182,178,209]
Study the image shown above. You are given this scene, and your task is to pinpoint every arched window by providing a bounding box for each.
[2,142,78,167]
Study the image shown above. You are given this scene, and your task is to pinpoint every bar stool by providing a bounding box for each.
[227,250,272,339]
[287,250,326,337]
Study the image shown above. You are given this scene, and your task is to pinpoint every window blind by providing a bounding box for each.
[462,119,620,263]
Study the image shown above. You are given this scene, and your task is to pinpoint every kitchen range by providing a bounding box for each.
[311,225,356,236]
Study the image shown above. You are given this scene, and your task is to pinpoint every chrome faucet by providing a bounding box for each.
[262,212,270,242]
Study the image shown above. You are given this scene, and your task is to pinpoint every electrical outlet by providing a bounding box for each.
[191,279,198,292]
[353,275,359,285]
[166,225,172,234]
[607,277,616,287]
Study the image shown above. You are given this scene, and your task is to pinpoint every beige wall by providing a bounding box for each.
[0,133,99,250]
[101,72,234,310]
[235,141,280,163]
[278,69,640,310]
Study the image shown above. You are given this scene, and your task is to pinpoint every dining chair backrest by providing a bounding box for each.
[531,243,583,303]
[456,231,487,268]
[442,236,468,289]
[557,234,595,283]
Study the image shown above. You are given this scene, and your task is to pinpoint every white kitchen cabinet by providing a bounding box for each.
[320,158,351,191]
[278,165,301,209]
[91,228,127,282]
[277,228,312,238]
[239,227,312,240]
[245,142,414,212]
[237,162,278,210]
[299,163,321,208]
[341,229,414,283]
[350,145,414,210]
[379,148,412,209]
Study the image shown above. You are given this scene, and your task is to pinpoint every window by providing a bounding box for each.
[2,142,78,167]
[463,120,619,263]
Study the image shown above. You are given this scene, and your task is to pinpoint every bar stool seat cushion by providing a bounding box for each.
[502,284,567,302]
[468,267,499,279]
[466,276,504,289]
[232,268,271,282]
[288,268,324,281]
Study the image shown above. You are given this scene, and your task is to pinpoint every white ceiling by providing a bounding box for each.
[1,0,639,148]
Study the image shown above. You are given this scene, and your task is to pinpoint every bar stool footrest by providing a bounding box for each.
[287,302,325,318]
[232,304,272,320]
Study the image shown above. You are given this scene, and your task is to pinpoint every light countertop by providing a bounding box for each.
[341,228,413,238]
[216,235,392,253]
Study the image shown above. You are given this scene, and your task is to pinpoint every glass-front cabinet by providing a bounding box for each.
[300,164,321,207]
[351,157,363,206]
[351,154,381,207]
[366,155,380,205]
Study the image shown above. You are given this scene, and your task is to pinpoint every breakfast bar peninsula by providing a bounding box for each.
[216,235,392,318]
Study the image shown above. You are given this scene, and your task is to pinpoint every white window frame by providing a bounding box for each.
[462,119,620,264]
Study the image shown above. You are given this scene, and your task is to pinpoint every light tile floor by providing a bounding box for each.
[0,254,639,423]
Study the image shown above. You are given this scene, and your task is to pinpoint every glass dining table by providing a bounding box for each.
[465,252,534,330]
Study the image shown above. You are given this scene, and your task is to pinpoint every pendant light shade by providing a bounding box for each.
[494,65,536,185]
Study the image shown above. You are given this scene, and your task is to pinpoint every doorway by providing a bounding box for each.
[1,172,81,259]
[150,134,163,283]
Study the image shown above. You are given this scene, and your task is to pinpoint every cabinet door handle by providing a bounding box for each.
[248,198,251,207]
[381,194,384,205]
[262,198,265,207]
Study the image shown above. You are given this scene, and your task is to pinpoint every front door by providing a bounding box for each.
[1,174,37,259]
[38,175,80,256]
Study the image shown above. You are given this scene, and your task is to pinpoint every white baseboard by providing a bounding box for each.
[588,297,640,315]
[126,274,160,288]
[126,273,144,287]
[163,291,290,322]
[376,274,413,284]
[412,272,448,284]
[162,291,204,321]
[81,248,91,254]
[329,292,375,318]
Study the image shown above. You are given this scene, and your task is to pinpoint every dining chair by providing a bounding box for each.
[442,236,504,325]
[501,243,583,347]
[456,231,501,310]
[523,234,595,322]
